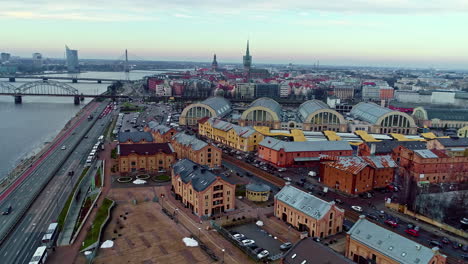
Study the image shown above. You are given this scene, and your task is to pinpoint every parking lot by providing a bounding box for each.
[228,222,285,261]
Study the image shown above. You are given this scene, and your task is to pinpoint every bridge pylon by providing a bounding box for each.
[74,95,80,105]
[14,95,22,104]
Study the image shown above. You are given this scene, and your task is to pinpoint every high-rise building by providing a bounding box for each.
[1,52,11,62]
[65,45,79,72]
[32,53,43,68]
[243,40,252,72]
[211,54,218,70]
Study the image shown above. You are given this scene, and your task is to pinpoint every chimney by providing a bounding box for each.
[370,143,376,155]
[431,247,440,253]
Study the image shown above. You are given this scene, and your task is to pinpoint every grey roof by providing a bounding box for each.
[172,159,218,192]
[207,118,256,138]
[260,137,352,152]
[249,97,282,118]
[172,132,208,151]
[362,155,397,169]
[436,138,468,147]
[349,218,440,264]
[246,183,271,192]
[414,149,439,158]
[350,102,393,124]
[424,108,468,121]
[283,238,354,264]
[366,141,427,155]
[201,97,232,117]
[147,122,172,134]
[118,131,153,143]
[298,100,330,121]
[275,185,341,220]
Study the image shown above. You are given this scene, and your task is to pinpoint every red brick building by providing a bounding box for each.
[118,143,175,173]
[144,122,177,143]
[118,131,154,144]
[320,155,397,195]
[398,147,468,184]
[358,140,426,156]
[258,137,353,167]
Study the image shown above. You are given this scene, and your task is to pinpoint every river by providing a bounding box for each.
[0,70,168,179]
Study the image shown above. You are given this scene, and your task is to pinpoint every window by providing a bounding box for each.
[205,195,209,199]
[131,161,136,166]
[159,160,163,164]
[208,148,211,152]
[205,209,208,215]
[330,213,334,219]
[227,205,229,210]
[214,185,223,191]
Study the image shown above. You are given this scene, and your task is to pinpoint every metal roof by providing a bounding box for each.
[207,118,256,138]
[246,183,271,192]
[172,132,208,151]
[147,122,172,134]
[366,140,427,154]
[172,159,218,192]
[362,155,397,169]
[349,218,439,264]
[436,138,468,147]
[325,156,368,174]
[425,108,468,121]
[119,143,173,156]
[201,97,232,117]
[283,238,354,264]
[260,137,352,152]
[350,102,393,124]
[118,131,153,143]
[275,185,341,220]
[298,100,330,121]
[249,97,282,118]
[414,149,440,158]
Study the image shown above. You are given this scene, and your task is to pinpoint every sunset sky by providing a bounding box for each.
[2,0,468,68]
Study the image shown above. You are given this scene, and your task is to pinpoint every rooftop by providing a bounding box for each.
[246,182,271,192]
[172,132,209,151]
[119,143,174,156]
[201,96,232,117]
[147,122,172,135]
[436,138,468,148]
[282,238,354,264]
[172,159,222,192]
[349,218,441,264]
[249,97,282,118]
[275,185,342,220]
[424,108,468,121]
[118,131,153,143]
[350,102,393,124]
[206,118,257,138]
[365,140,427,155]
[260,137,352,153]
[297,100,330,121]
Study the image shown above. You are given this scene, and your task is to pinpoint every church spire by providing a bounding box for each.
[243,40,252,72]
[211,53,218,70]
[246,40,250,56]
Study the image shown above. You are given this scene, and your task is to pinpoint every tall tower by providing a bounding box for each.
[124,49,130,72]
[243,40,252,72]
[211,54,218,70]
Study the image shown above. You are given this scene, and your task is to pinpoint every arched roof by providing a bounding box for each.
[201,96,232,116]
[351,102,393,124]
[298,100,345,124]
[351,102,416,127]
[249,97,282,117]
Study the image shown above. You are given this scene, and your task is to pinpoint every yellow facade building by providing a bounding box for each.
[246,183,271,202]
[198,117,264,152]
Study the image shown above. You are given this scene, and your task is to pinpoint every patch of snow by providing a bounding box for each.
[182,237,199,247]
[133,179,146,185]
[101,240,114,248]
[84,251,92,256]
[256,220,264,226]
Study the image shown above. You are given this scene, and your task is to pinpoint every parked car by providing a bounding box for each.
[405,229,419,237]
[284,177,292,182]
[366,214,379,221]
[334,199,344,205]
[241,239,255,246]
[2,205,12,215]
[452,243,462,250]
[253,247,264,254]
[429,240,443,248]
[461,254,468,261]
[441,237,451,244]
[257,250,269,259]
[351,206,363,212]
[280,242,292,250]
[61,145,66,150]
[384,220,398,228]
[233,233,245,240]
[278,168,287,172]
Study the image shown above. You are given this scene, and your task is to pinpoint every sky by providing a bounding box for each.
[1,0,468,69]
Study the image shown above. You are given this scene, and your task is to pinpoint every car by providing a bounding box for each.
[429,240,443,248]
[405,229,419,237]
[2,205,12,215]
[280,242,292,250]
[278,168,287,172]
[334,199,344,205]
[257,249,269,259]
[84,135,88,138]
[61,145,66,150]
[453,243,462,250]
[252,247,264,254]
[366,214,379,221]
[384,220,398,228]
[241,239,255,246]
[461,254,468,260]
[284,177,292,182]
[233,233,245,240]
[441,237,450,244]
[463,245,468,252]
[351,206,363,212]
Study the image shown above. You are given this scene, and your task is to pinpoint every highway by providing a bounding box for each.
[0,100,113,264]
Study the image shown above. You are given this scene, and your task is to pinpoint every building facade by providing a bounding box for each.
[298,100,347,132]
[259,137,353,167]
[239,97,282,129]
[275,185,344,238]
[65,45,79,72]
[118,143,175,173]
[172,159,235,218]
[145,122,177,143]
[246,183,271,202]
[198,117,264,152]
[320,156,396,195]
[180,96,232,126]
[346,217,446,264]
[170,132,222,168]
[412,107,468,129]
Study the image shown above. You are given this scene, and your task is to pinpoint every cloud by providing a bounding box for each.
[173,13,193,18]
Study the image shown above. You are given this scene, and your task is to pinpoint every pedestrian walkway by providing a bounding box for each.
[58,160,102,246]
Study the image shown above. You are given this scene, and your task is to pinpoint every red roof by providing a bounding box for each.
[119,143,173,156]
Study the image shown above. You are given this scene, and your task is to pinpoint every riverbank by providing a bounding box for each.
[0,100,95,195]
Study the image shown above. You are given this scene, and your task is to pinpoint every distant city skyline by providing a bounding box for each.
[1,0,468,69]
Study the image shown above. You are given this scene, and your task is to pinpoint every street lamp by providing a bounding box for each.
[221,249,225,264]
[198,227,201,238]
